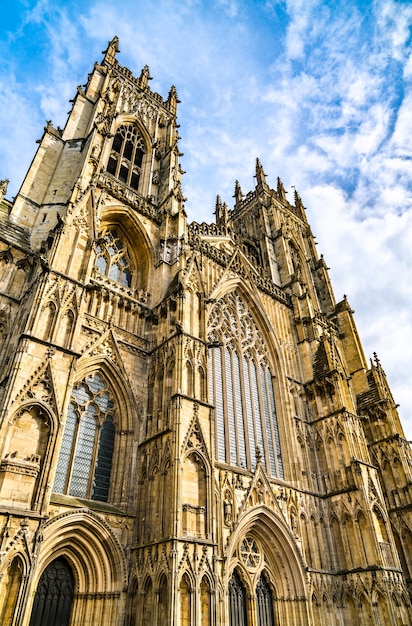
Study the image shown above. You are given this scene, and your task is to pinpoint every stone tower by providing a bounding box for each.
[0,37,411,626]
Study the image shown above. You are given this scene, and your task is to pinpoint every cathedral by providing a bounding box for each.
[0,36,412,626]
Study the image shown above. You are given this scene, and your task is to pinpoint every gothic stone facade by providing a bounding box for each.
[0,38,411,626]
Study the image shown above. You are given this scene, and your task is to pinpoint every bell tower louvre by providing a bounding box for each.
[0,37,411,626]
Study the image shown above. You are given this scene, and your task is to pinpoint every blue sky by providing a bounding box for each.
[1,0,412,435]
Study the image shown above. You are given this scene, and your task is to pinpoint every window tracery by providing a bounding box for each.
[240,536,261,569]
[228,569,247,626]
[106,124,145,191]
[229,542,276,626]
[53,372,116,502]
[95,229,132,287]
[256,573,275,626]
[208,293,283,478]
[28,557,74,626]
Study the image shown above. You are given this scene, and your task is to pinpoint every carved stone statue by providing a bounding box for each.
[224,490,233,526]
[0,179,9,201]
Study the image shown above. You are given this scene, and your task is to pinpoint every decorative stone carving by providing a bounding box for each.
[224,490,233,527]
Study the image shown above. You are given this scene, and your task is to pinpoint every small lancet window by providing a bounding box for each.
[95,229,132,287]
[229,569,248,626]
[53,372,116,502]
[107,124,145,191]
[256,573,275,626]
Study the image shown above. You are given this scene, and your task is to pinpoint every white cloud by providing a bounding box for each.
[1,0,411,437]
[215,0,241,18]
[375,0,412,62]
[0,76,44,196]
[388,93,412,157]
[305,183,412,436]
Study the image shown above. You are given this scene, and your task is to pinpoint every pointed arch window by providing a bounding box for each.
[208,293,283,478]
[229,569,248,626]
[107,124,145,190]
[256,573,275,626]
[142,578,153,624]
[158,575,168,625]
[180,574,191,626]
[200,576,212,626]
[53,372,116,502]
[0,556,23,625]
[95,228,132,287]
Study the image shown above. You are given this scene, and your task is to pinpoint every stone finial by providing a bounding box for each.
[139,65,152,88]
[0,179,9,201]
[222,202,229,224]
[373,352,381,367]
[215,195,223,224]
[102,36,120,65]
[294,189,305,212]
[294,189,307,220]
[277,176,287,202]
[255,158,267,187]
[215,196,230,228]
[234,179,243,204]
[167,85,180,114]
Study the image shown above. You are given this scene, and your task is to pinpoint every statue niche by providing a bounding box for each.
[181,451,207,538]
[0,405,50,509]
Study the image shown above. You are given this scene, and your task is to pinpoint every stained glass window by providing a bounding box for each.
[95,229,132,287]
[53,373,116,501]
[208,293,283,478]
[226,346,237,465]
[107,124,145,191]
[209,344,226,462]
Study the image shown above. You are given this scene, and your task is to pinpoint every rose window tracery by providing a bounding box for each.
[240,536,261,569]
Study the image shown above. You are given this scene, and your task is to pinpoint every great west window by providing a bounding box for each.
[208,293,283,478]
[107,123,145,190]
[53,373,116,501]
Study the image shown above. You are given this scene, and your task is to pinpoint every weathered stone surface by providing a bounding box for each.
[0,37,410,626]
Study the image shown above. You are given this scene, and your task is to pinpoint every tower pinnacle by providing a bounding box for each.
[255,158,268,188]
[102,36,120,65]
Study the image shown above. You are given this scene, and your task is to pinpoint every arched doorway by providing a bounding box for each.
[226,505,310,626]
[29,557,74,626]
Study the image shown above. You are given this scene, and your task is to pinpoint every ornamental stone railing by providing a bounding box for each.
[96,172,161,223]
